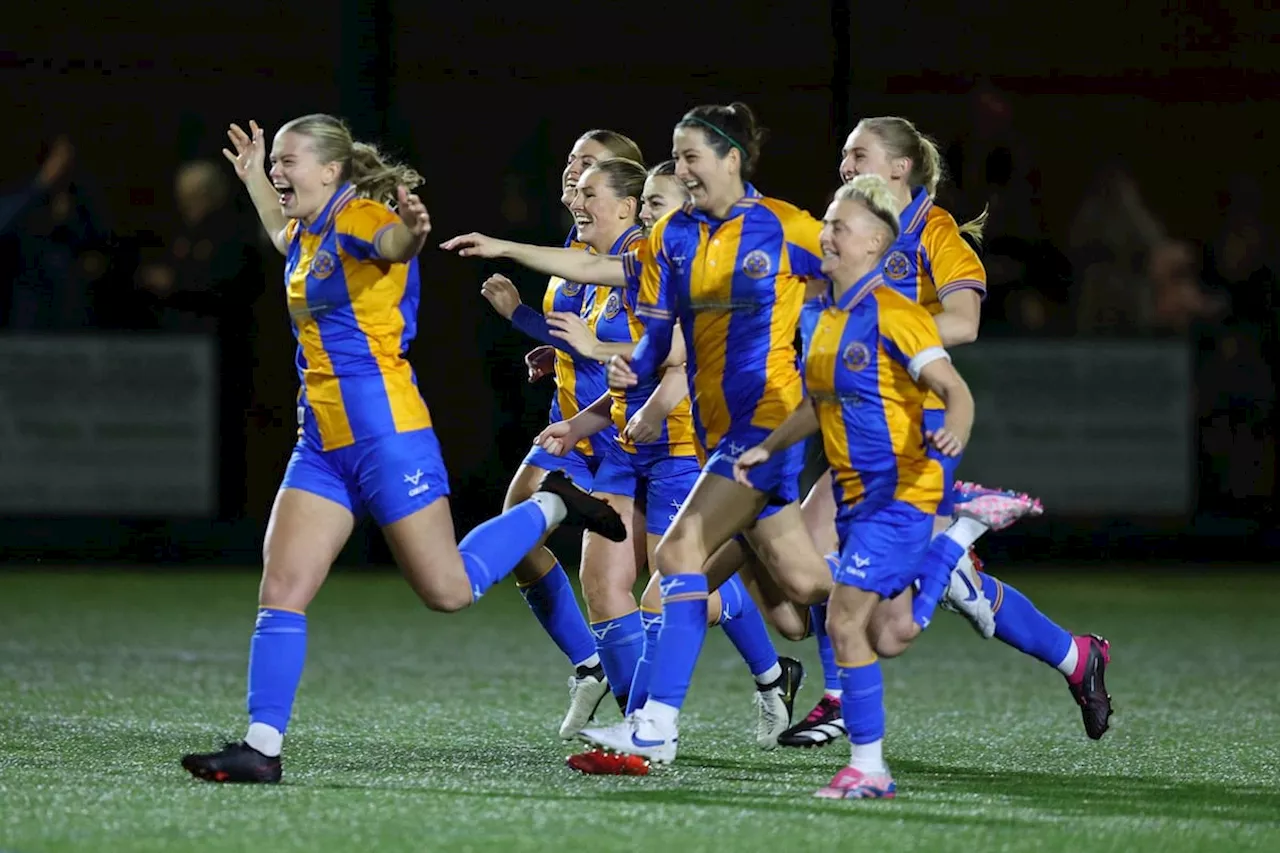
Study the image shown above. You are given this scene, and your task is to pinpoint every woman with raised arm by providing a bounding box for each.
[179,116,623,785]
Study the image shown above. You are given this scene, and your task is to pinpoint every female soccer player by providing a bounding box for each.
[179,116,624,784]
[782,117,1111,746]
[446,102,839,762]
[735,174,975,798]
[538,159,804,770]
[478,129,646,739]
[638,159,687,231]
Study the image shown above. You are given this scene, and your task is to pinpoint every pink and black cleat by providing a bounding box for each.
[813,765,896,799]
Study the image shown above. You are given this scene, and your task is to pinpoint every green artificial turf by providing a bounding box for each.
[2,567,1279,852]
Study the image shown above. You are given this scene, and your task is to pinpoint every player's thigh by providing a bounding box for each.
[746,501,834,606]
[578,492,638,620]
[735,545,811,641]
[263,441,359,611]
[348,429,472,612]
[382,497,472,612]
[801,469,839,556]
[868,588,919,658]
[654,469,767,577]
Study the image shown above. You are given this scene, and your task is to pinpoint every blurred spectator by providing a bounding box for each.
[135,160,259,333]
[945,81,1073,335]
[1068,163,1220,335]
[1195,174,1278,520]
[135,159,265,520]
[0,136,112,331]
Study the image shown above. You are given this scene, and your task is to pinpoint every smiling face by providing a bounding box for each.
[819,197,893,284]
[838,126,902,186]
[568,165,637,252]
[671,126,740,214]
[269,130,342,224]
[639,173,689,231]
[560,136,615,208]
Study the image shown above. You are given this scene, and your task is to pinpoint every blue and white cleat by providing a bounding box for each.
[814,765,896,799]
[941,547,996,638]
[579,711,678,765]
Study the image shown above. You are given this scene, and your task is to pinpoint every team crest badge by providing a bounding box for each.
[742,249,773,279]
[560,280,583,297]
[310,250,337,280]
[842,341,871,372]
[883,250,910,281]
[603,290,623,320]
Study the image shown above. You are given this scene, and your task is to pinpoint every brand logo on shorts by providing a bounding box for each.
[883,250,910,281]
[844,548,875,573]
[404,469,430,497]
[742,249,773,279]
[668,497,683,524]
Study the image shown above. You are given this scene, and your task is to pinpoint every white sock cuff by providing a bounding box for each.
[945,516,988,550]
[528,492,567,528]
[245,722,283,757]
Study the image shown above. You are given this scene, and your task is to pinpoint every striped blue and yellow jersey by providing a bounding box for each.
[802,269,950,517]
[626,184,825,452]
[543,229,611,457]
[284,182,431,451]
[882,187,986,410]
[604,227,697,456]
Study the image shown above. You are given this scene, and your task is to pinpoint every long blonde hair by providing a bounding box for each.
[279,113,422,206]
[855,115,988,244]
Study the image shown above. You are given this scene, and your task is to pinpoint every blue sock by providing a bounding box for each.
[811,601,841,692]
[838,657,885,744]
[591,611,644,702]
[912,532,966,629]
[459,502,549,600]
[626,609,663,716]
[645,574,709,711]
[716,574,779,678]
[982,574,1074,668]
[518,563,596,666]
[812,554,841,693]
[246,607,307,733]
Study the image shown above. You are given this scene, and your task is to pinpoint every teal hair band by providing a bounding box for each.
[684,116,747,157]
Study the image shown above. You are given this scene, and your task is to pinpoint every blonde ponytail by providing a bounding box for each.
[957,205,989,245]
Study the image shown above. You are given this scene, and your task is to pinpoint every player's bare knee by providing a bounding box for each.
[414,578,472,613]
[259,563,322,611]
[769,605,810,642]
[653,534,704,578]
[773,570,829,606]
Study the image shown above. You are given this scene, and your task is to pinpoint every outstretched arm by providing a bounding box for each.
[441,233,626,288]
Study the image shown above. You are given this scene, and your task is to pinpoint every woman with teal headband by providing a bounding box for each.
[444,100,842,762]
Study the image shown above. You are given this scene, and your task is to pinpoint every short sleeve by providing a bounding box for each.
[633,217,676,323]
[922,213,987,301]
[783,208,826,279]
[335,199,399,262]
[878,294,948,381]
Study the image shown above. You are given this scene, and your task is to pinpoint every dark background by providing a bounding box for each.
[1,0,1275,569]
